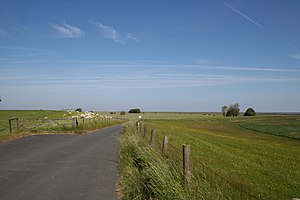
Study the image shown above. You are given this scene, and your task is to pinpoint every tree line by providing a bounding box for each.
[222,103,256,117]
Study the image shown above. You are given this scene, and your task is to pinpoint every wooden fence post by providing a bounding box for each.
[72,117,79,127]
[8,118,19,133]
[183,144,191,184]
[150,129,156,147]
[137,122,141,132]
[9,119,12,133]
[140,123,143,133]
[143,125,147,137]
[72,117,76,127]
[16,118,19,132]
[162,136,168,156]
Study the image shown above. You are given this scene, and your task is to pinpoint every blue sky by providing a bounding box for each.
[0,0,300,112]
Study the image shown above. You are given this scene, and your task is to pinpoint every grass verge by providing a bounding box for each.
[119,123,225,200]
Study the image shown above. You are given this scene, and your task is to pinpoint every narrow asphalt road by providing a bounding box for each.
[0,125,123,200]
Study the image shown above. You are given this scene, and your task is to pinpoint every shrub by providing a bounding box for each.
[244,108,256,116]
[129,108,141,113]
[120,111,126,115]
[75,108,82,112]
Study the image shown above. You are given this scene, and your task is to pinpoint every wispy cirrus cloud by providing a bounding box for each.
[92,21,137,44]
[0,46,57,62]
[197,65,300,73]
[221,1,300,55]
[1,59,299,90]
[221,1,264,29]
[126,33,138,41]
[50,22,85,38]
[2,71,300,90]
[289,53,300,60]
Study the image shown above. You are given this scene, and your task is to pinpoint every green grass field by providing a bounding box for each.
[0,110,69,133]
[116,112,300,139]
[0,110,124,143]
[138,114,300,199]
[238,115,300,140]
[111,112,221,121]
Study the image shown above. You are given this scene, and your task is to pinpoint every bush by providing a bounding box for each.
[244,108,256,116]
[75,108,82,112]
[129,108,141,113]
[120,111,126,115]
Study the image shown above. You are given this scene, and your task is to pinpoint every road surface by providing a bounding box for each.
[0,125,123,200]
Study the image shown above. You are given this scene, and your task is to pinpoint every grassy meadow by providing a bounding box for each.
[0,110,124,143]
[120,113,300,199]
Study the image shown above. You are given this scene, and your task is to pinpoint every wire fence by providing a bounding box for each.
[1,116,119,134]
[136,121,261,200]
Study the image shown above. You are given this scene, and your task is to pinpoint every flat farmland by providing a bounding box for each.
[0,110,123,143]
[139,113,300,199]
[0,110,70,132]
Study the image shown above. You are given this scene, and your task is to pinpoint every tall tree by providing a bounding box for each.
[221,106,228,117]
[226,103,240,117]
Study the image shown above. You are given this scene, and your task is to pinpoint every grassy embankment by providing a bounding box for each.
[119,122,224,200]
[119,113,300,199]
[0,110,124,143]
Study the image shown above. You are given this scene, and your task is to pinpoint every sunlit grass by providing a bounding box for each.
[143,115,300,199]
[119,124,224,200]
[0,110,124,143]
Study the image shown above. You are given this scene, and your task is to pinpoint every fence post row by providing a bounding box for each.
[136,124,260,199]
[139,125,192,186]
